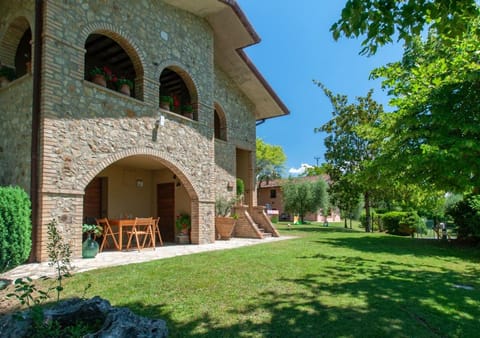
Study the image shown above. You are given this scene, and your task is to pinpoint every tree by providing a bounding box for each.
[282,178,328,224]
[370,21,480,192]
[328,174,361,229]
[301,164,328,177]
[315,82,384,232]
[331,0,479,55]
[256,138,286,188]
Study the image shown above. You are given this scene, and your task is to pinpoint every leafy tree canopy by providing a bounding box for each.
[256,138,287,187]
[282,178,328,223]
[315,82,385,231]
[371,18,480,192]
[301,164,328,177]
[331,0,479,55]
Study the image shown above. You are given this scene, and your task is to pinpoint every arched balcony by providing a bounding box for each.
[159,67,198,120]
[84,33,143,100]
[0,17,32,87]
[214,103,227,141]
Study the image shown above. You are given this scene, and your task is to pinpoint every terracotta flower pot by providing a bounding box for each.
[119,83,131,96]
[215,217,236,240]
[92,74,107,87]
[0,76,10,88]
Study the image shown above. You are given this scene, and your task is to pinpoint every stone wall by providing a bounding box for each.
[1,0,259,260]
[0,76,33,192]
[0,1,35,193]
[213,66,256,207]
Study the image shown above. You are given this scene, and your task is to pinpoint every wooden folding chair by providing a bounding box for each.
[154,217,163,246]
[126,217,155,251]
[147,217,163,247]
[97,218,120,252]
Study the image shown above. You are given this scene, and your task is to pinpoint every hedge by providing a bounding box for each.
[0,186,32,272]
[382,211,425,236]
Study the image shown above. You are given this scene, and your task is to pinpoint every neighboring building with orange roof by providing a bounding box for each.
[257,175,341,223]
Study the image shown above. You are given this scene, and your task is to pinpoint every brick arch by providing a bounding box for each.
[0,16,31,67]
[79,22,146,86]
[79,148,200,201]
[214,102,228,141]
[157,60,200,114]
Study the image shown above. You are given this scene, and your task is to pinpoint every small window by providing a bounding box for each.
[270,189,276,198]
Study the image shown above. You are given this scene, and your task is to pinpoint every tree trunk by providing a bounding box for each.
[364,191,372,232]
[344,217,347,228]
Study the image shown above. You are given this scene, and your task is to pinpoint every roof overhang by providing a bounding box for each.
[162,0,289,120]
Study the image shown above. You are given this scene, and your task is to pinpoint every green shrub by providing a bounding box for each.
[382,211,425,236]
[446,194,480,241]
[381,211,406,234]
[271,215,279,224]
[400,212,427,236]
[0,186,32,272]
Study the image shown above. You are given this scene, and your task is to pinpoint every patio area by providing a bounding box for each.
[1,236,294,281]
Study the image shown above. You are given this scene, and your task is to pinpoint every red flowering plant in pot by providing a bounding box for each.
[112,75,133,95]
[175,213,191,235]
[89,66,112,87]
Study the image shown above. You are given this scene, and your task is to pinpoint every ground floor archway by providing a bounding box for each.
[82,155,198,247]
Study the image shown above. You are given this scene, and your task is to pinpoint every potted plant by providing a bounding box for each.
[215,196,238,240]
[113,77,133,96]
[82,223,102,258]
[89,65,112,87]
[236,178,245,205]
[0,66,16,87]
[160,95,173,111]
[175,213,191,244]
[181,104,193,119]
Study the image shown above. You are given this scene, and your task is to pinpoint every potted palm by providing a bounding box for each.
[215,196,237,240]
[82,223,102,258]
[175,213,191,244]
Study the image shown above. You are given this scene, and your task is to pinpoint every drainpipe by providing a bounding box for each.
[256,119,265,126]
[29,0,44,262]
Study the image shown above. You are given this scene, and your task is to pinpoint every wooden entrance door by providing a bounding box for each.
[83,177,108,223]
[157,183,175,242]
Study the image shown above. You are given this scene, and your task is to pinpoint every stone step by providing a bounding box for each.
[255,224,272,238]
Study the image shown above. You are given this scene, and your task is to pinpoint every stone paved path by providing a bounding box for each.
[1,236,294,281]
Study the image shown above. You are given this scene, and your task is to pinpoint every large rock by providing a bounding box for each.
[0,296,168,337]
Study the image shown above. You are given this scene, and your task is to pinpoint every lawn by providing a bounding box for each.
[48,224,480,337]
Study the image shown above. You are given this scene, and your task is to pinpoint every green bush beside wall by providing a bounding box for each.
[0,186,32,272]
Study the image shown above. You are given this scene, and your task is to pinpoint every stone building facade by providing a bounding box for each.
[0,0,288,261]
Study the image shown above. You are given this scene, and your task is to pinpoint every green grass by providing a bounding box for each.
[58,224,480,337]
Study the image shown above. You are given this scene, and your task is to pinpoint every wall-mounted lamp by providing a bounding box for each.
[136,179,144,188]
[155,114,165,127]
[227,182,233,191]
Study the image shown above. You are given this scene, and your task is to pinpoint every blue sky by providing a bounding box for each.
[237,1,404,176]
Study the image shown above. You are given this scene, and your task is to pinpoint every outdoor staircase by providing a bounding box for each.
[256,223,273,238]
[233,205,279,239]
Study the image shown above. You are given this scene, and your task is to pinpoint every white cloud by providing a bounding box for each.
[288,163,313,176]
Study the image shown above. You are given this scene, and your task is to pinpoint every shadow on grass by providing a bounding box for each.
[278,225,363,234]
[123,257,479,338]
[313,235,480,263]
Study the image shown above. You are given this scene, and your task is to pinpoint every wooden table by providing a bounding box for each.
[108,219,136,250]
